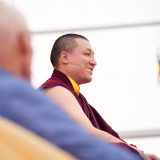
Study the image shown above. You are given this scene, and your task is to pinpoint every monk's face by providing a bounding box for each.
[66,38,97,85]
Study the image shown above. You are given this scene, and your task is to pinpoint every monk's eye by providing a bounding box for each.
[85,53,90,56]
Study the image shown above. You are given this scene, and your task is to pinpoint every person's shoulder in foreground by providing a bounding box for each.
[0,68,143,160]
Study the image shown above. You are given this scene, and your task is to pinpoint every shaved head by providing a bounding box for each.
[0,1,27,50]
[0,2,26,35]
[0,1,32,80]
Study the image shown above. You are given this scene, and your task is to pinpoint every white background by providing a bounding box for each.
[3,0,160,156]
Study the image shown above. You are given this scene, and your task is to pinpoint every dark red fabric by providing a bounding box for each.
[40,70,139,155]
[40,70,120,138]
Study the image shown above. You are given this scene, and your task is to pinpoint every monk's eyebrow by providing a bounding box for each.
[85,48,94,54]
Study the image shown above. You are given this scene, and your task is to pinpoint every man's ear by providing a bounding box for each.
[18,32,32,80]
[19,32,32,57]
[60,51,69,64]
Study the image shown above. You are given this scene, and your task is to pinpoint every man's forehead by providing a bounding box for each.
[76,38,92,47]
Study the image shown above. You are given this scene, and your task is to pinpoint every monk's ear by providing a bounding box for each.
[60,51,69,64]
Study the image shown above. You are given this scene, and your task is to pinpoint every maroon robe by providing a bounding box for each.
[40,70,120,137]
[40,70,139,155]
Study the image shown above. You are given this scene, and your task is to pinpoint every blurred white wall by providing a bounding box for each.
[3,0,160,156]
